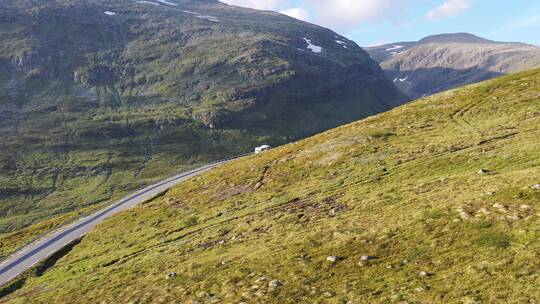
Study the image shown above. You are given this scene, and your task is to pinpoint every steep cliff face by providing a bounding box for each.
[0,0,407,254]
[366,33,540,99]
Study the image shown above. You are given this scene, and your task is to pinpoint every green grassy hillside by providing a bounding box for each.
[2,68,539,303]
[0,0,407,257]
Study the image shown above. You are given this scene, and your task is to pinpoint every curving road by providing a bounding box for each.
[0,156,247,286]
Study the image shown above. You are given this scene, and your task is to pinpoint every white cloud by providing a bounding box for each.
[306,0,409,30]
[219,0,283,10]
[221,0,411,31]
[426,0,470,20]
[280,7,309,21]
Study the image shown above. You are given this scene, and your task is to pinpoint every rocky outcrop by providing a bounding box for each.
[74,65,116,87]
[192,109,234,129]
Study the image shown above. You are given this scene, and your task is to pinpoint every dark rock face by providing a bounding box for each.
[366,33,540,99]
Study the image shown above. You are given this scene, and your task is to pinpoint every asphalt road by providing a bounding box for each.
[0,156,243,286]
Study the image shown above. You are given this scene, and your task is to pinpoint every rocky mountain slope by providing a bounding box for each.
[2,68,539,303]
[0,0,407,256]
[366,33,540,98]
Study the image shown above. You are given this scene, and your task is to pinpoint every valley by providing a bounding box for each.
[0,0,406,259]
[2,67,538,303]
[1,1,540,303]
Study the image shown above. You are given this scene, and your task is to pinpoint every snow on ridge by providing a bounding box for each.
[104,11,116,15]
[303,38,323,53]
[393,76,409,82]
[195,15,220,22]
[386,45,404,51]
[155,0,178,6]
[335,40,349,49]
[137,1,160,6]
[183,10,220,22]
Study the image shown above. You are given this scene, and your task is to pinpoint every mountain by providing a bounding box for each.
[0,0,407,256]
[366,33,540,98]
[3,67,539,303]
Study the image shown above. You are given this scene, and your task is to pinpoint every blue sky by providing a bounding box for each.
[221,0,540,46]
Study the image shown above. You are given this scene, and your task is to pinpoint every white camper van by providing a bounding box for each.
[255,145,271,154]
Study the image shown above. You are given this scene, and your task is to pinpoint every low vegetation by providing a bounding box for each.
[2,69,539,303]
[0,0,406,257]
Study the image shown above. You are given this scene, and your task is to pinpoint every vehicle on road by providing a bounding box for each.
[255,145,271,154]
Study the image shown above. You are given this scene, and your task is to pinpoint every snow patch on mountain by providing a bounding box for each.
[182,10,219,22]
[386,45,404,51]
[155,0,178,6]
[137,1,160,6]
[304,38,323,53]
[335,40,348,49]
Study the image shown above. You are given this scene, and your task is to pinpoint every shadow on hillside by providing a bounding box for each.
[384,67,505,99]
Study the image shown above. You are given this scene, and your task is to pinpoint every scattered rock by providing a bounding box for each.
[268,279,283,289]
[419,271,431,277]
[520,204,532,211]
[462,297,482,304]
[532,184,540,189]
[505,214,520,221]
[166,272,177,279]
[493,203,508,212]
[476,208,491,217]
[254,276,268,283]
[323,291,336,298]
[197,291,212,298]
[326,255,344,263]
[478,169,491,175]
[456,207,471,219]
[361,255,378,261]
[358,255,378,266]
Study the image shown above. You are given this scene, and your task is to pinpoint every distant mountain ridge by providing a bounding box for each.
[366,33,540,98]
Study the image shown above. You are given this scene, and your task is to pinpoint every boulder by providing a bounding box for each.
[268,279,283,288]
[323,291,336,298]
[520,204,532,211]
[419,271,433,277]
[360,255,378,261]
[326,256,344,263]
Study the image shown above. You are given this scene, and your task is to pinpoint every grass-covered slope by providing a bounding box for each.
[0,0,407,257]
[3,70,540,303]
